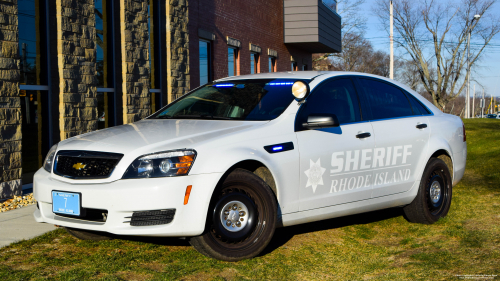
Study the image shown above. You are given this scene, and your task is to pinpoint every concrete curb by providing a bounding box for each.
[0,204,56,249]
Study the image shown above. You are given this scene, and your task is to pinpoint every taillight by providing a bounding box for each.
[463,123,466,142]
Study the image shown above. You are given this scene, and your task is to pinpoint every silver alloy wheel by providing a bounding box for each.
[219,200,249,232]
[429,180,441,204]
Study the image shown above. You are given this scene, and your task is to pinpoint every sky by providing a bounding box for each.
[359,0,500,98]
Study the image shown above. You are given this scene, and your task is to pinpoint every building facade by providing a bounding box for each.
[0,0,340,199]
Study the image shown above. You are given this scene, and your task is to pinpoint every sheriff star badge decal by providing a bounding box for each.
[304,158,326,193]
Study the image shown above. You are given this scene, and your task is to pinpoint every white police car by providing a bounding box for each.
[34,72,467,261]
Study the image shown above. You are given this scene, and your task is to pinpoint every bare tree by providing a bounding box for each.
[316,33,391,76]
[329,33,373,71]
[374,0,500,110]
[395,59,422,91]
[313,0,367,64]
[313,0,394,76]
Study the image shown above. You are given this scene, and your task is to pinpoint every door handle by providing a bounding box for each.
[416,124,427,129]
[356,132,371,139]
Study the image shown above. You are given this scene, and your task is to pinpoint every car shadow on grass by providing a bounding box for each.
[107,207,404,255]
[115,235,191,247]
[260,207,405,257]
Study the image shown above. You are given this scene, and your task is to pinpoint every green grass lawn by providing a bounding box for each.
[1,119,499,280]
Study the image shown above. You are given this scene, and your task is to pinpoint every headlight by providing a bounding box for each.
[43,144,58,172]
[122,150,196,179]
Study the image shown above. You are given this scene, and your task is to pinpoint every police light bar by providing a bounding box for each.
[266,82,294,86]
[213,84,234,87]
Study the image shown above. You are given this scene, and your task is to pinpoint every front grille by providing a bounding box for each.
[54,150,123,179]
[125,209,176,226]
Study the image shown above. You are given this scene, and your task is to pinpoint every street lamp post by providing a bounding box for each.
[480,86,485,119]
[472,84,475,118]
[466,14,481,119]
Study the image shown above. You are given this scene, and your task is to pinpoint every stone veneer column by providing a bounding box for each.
[56,0,98,140]
[0,0,22,198]
[166,0,189,103]
[120,0,150,124]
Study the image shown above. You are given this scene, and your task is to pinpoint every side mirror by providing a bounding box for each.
[302,114,339,130]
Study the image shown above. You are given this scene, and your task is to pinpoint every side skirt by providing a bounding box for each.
[281,181,419,227]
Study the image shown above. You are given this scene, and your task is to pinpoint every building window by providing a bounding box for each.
[199,40,211,85]
[227,37,241,76]
[251,52,259,74]
[269,57,276,72]
[18,0,51,183]
[228,47,238,77]
[148,1,162,113]
[291,62,297,71]
[95,0,118,128]
[97,89,116,130]
[19,89,49,184]
[95,0,106,88]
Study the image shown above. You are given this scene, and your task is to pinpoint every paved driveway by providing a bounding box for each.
[0,205,56,248]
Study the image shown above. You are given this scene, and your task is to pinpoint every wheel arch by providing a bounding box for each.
[216,160,278,199]
[429,149,454,180]
[207,159,283,228]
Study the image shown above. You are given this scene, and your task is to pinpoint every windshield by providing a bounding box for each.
[149,79,307,121]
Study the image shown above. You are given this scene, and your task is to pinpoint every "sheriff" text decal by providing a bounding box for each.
[305,145,413,193]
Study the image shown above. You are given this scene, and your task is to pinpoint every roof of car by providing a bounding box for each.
[215,71,358,81]
[215,71,403,84]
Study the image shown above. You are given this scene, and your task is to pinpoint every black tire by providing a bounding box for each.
[64,227,113,241]
[403,158,452,224]
[189,169,277,261]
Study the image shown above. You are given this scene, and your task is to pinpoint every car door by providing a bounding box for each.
[356,78,431,198]
[296,77,375,211]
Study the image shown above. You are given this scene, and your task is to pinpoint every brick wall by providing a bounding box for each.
[188,0,312,89]
[0,0,21,199]
[120,0,150,123]
[166,0,189,102]
[56,0,98,140]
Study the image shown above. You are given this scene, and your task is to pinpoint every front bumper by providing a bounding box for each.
[33,169,223,237]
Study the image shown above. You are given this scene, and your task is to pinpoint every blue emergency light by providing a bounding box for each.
[213,84,234,87]
[264,142,294,154]
[267,82,294,86]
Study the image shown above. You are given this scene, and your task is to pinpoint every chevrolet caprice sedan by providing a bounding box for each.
[34,72,467,261]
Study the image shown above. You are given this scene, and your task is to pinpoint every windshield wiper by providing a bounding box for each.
[211,116,238,120]
[175,114,214,119]
[156,114,238,120]
[155,115,173,119]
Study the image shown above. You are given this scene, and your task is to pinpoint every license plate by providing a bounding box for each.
[52,191,81,216]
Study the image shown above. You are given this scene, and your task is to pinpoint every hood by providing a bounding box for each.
[58,119,266,155]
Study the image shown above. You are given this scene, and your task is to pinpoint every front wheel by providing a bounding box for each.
[189,169,277,261]
[403,158,452,224]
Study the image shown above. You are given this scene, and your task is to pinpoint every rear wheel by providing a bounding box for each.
[403,158,452,224]
[189,169,277,261]
[64,227,113,241]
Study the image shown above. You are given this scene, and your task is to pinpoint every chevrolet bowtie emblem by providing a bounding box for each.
[73,163,86,170]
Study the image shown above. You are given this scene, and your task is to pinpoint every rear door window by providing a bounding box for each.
[407,93,431,115]
[359,78,413,120]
